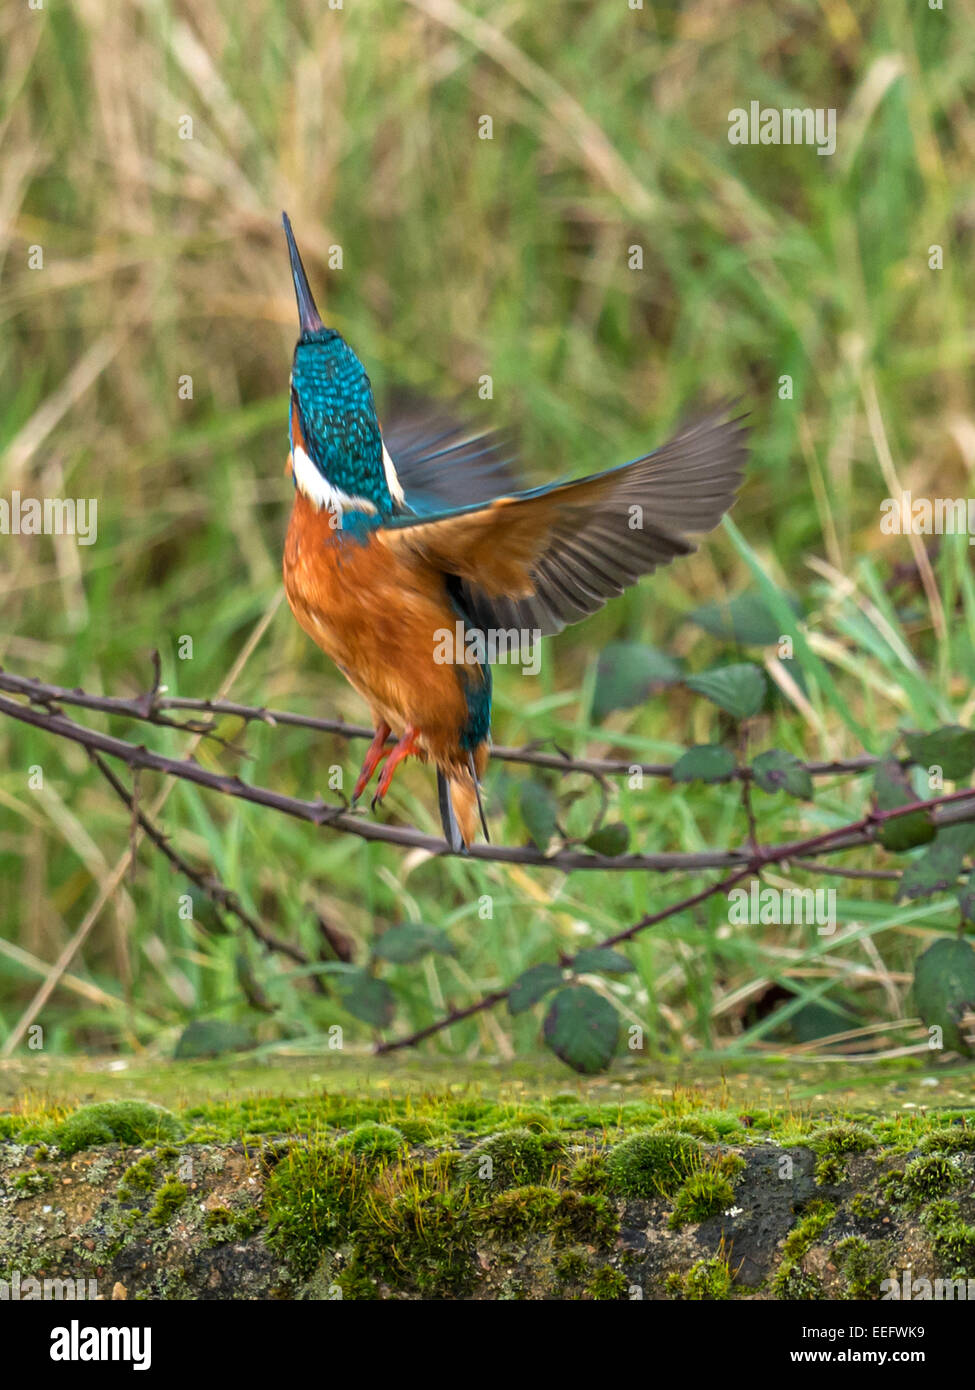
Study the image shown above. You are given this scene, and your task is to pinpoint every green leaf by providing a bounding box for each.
[873,759,936,852]
[914,938,975,1056]
[686,663,767,719]
[904,726,975,781]
[584,822,631,856]
[373,923,454,964]
[688,592,786,646]
[519,779,559,850]
[572,947,635,976]
[543,985,619,1075]
[899,824,975,900]
[591,642,682,722]
[672,744,736,784]
[883,813,937,853]
[173,1019,255,1060]
[508,963,565,1015]
[338,970,396,1028]
[751,749,813,799]
[789,1001,860,1044]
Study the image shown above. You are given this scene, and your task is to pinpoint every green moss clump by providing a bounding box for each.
[810,1124,877,1157]
[203,1205,234,1231]
[445,1100,502,1129]
[476,1185,558,1241]
[605,1131,702,1198]
[921,1198,960,1232]
[919,1127,975,1155]
[666,1255,734,1300]
[668,1168,737,1229]
[11,1168,53,1195]
[334,1262,380,1300]
[919,1199,975,1275]
[568,1153,607,1193]
[356,1188,475,1297]
[338,1123,407,1161]
[900,1154,959,1204]
[652,1112,743,1142]
[931,1222,975,1275]
[51,1101,184,1156]
[849,1192,882,1223]
[835,1236,889,1299]
[478,1186,618,1247]
[554,1249,589,1284]
[147,1179,188,1226]
[772,1201,835,1299]
[118,1154,159,1198]
[456,1128,548,1194]
[814,1154,846,1186]
[907,1153,957,1193]
[716,1151,747,1180]
[267,1138,476,1297]
[265,1142,370,1278]
[203,1201,261,1241]
[587,1267,630,1300]
[391,1118,443,1144]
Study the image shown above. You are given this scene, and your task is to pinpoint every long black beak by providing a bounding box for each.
[282,211,324,335]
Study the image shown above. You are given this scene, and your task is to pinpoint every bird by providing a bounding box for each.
[279,212,747,853]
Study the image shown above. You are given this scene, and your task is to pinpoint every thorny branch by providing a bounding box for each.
[3,685,974,872]
[0,668,896,783]
[1,665,971,1054]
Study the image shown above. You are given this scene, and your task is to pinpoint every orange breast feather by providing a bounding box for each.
[283,492,477,767]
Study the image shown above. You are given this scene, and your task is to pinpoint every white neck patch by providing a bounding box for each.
[291,444,376,517]
[382,441,406,507]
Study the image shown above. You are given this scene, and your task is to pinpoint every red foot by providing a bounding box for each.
[372,726,421,807]
[352,721,392,803]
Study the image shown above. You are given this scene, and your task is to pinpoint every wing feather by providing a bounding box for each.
[382,403,747,637]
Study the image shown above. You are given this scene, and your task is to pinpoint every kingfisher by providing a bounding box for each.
[280,213,747,852]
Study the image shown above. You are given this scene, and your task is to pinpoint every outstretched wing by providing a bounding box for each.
[381,404,748,637]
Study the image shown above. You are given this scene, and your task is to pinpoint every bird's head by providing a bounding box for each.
[282,212,403,517]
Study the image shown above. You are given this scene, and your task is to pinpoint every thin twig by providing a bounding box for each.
[4,689,974,872]
[0,668,897,783]
[738,723,759,855]
[3,667,973,1057]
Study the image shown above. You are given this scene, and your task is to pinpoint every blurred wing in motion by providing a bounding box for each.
[382,403,748,638]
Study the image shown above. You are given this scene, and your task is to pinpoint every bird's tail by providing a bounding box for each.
[437,747,489,852]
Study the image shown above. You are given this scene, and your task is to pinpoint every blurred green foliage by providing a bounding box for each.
[1,0,974,1064]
